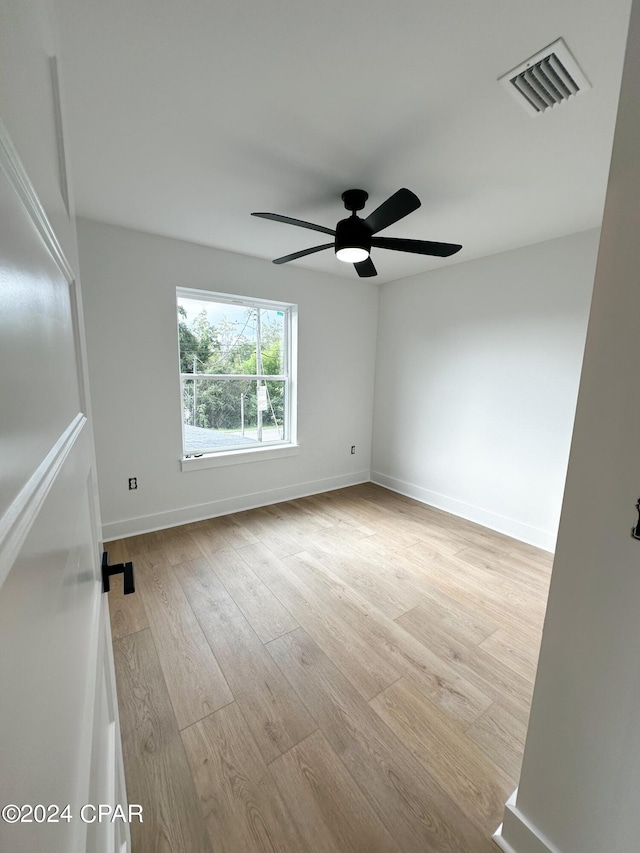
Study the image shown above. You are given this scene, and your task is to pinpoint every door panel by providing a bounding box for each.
[0,118,128,851]
[0,164,81,521]
[0,437,95,852]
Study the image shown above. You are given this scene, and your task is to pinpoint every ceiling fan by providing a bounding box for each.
[252,188,462,278]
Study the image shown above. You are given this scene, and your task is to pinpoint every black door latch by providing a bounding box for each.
[632,498,640,541]
[102,551,135,594]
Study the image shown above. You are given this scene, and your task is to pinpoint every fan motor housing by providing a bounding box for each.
[341,189,368,212]
[335,216,372,257]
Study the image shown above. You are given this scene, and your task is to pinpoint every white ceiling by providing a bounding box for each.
[54,0,632,284]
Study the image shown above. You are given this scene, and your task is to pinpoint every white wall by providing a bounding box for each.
[77,219,378,540]
[371,230,600,551]
[497,1,640,849]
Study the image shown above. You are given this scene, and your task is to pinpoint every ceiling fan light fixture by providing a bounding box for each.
[336,246,370,263]
[334,216,371,264]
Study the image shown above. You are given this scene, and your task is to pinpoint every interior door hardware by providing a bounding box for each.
[101,551,136,594]
[632,498,640,541]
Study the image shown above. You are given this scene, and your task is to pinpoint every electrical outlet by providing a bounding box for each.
[128,477,137,490]
[350,445,356,455]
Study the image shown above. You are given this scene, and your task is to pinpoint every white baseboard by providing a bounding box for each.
[494,796,564,853]
[493,790,519,852]
[102,469,370,541]
[493,824,519,853]
[370,471,555,553]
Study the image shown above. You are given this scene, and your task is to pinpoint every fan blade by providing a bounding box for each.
[354,257,377,277]
[252,212,335,237]
[364,188,421,234]
[371,236,462,257]
[273,243,334,265]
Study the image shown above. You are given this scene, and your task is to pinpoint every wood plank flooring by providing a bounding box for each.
[106,483,553,853]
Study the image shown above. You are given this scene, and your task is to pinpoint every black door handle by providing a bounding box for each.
[632,499,640,541]
[102,551,136,595]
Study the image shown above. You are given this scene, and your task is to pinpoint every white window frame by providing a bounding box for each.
[176,288,298,470]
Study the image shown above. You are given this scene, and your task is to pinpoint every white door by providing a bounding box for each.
[0,123,129,851]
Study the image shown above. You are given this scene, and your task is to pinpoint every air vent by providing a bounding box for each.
[499,38,591,116]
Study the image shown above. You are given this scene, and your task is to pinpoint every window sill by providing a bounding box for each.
[180,443,299,471]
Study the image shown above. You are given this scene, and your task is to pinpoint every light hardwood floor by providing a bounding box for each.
[106,483,552,853]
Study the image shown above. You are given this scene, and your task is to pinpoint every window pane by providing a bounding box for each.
[178,298,259,375]
[213,309,258,375]
[182,377,286,452]
[259,309,286,375]
[177,298,288,377]
[264,379,286,437]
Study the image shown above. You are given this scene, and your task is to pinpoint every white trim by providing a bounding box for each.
[0,118,75,284]
[495,795,565,853]
[176,287,293,312]
[493,825,517,853]
[49,56,71,218]
[103,469,370,540]
[68,275,88,413]
[0,414,87,591]
[101,597,131,851]
[370,470,555,552]
[494,791,519,852]
[181,373,287,381]
[181,443,299,471]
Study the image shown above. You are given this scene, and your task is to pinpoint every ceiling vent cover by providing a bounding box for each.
[499,38,591,116]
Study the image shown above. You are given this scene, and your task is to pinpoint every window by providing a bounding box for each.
[176,289,297,460]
